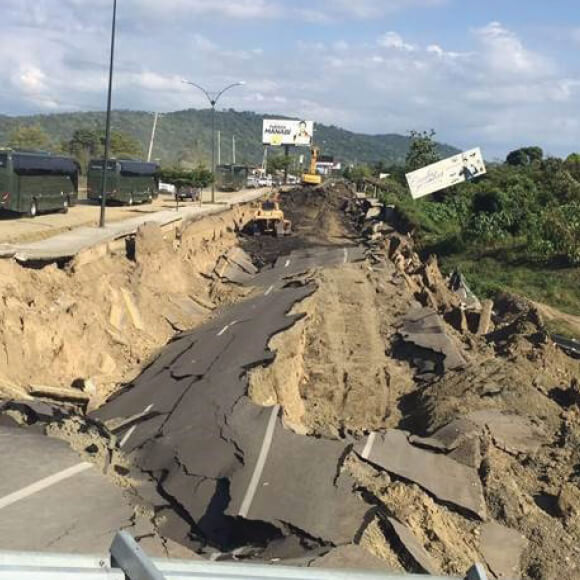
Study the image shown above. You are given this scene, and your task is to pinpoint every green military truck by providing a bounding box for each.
[0,149,79,217]
[87,159,159,205]
[215,164,249,192]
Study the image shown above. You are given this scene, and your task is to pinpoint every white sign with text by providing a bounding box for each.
[405,147,486,199]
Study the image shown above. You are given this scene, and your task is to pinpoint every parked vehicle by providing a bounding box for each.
[257,175,273,187]
[246,176,259,188]
[87,158,158,205]
[215,164,249,192]
[175,186,201,201]
[158,181,176,195]
[0,148,79,217]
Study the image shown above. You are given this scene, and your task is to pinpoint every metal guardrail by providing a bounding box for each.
[0,531,490,580]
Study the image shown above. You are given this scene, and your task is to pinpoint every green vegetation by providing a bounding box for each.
[158,166,214,189]
[374,133,580,315]
[0,109,458,170]
[7,124,51,151]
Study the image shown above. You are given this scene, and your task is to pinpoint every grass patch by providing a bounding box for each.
[438,253,580,316]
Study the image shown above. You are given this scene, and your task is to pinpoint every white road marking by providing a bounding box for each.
[0,462,93,511]
[343,248,348,264]
[361,432,376,460]
[119,404,154,448]
[264,285,274,296]
[217,320,238,336]
[238,405,280,518]
[284,259,291,268]
[217,324,230,336]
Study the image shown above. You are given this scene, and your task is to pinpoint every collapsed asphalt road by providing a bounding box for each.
[92,243,369,559]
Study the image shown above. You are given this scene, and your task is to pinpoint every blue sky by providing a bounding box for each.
[1,0,579,158]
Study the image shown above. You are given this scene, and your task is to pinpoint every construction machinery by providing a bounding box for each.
[248,198,292,236]
[301,146,322,186]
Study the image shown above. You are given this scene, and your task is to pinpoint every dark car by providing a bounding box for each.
[176,186,201,201]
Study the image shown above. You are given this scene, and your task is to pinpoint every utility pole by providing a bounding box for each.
[181,80,245,203]
[147,112,159,162]
[99,0,117,228]
[262,146,268,175]
[217,130,221,166]
[232,135,236,165]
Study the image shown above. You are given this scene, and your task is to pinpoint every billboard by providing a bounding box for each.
[262,119,313,147]
[405,147,486,199]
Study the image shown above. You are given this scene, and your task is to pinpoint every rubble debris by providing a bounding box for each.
[355,430,486,519]
[28,384,91,405]
[466,410,545,455]
[409,418,479,452]
[386,517,440,575]
[477,300,494,336]
[214,254,254,285]
[226,408,371,546]
[449,270,482,312]
[556,483,580,527]
[480,522,527,579]
[398,306,467,373]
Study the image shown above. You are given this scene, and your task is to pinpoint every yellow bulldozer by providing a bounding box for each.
[248,199,292,236]
[302,146,322,186]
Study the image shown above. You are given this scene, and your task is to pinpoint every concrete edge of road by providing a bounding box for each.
[0,190,268,263]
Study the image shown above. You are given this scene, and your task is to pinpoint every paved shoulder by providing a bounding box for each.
[0,425,133,552]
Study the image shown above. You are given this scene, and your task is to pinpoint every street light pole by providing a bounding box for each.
[181,80,245,204]
[211,104,216,202]
[99,0,117,229]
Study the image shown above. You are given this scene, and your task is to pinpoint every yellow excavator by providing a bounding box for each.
[302,146,322,186]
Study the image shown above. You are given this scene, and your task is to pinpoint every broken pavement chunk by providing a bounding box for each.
[214,255,254,284]
[387,517,440,575]
[480,521,527,579]
[225,247,258,275]
[227,412,371,546]
[467,410,545,455]
[409,418,480,452]
[356,430,486,519]
[399,307,467,371]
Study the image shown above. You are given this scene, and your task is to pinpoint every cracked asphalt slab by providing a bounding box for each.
[0,424,134,552]
[91,251,372,555]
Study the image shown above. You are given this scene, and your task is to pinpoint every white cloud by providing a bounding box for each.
[378,32,416,51]
[0,5,578,158]
[474,21,551,77]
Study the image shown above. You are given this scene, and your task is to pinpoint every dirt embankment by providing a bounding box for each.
[248,184,580,580]
[0,205,254,405]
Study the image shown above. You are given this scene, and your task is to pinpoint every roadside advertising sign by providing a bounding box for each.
[262,119,314,147]
[405,147,486,199]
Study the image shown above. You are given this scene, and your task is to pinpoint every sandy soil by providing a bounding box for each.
[0,204,255,405]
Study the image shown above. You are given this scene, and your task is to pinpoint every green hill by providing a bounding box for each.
[0,108,459,167]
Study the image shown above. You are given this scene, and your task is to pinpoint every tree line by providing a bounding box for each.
[345,131,580,268]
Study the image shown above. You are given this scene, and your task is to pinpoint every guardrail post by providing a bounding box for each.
[110,531,165,580]
[465,563,488,580]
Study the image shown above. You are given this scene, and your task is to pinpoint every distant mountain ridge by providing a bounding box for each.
[0,108,459,167]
